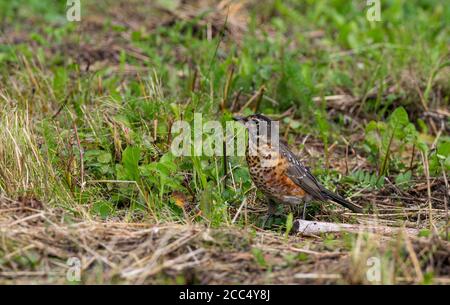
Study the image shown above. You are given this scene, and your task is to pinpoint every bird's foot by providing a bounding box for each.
[260,200,278,229]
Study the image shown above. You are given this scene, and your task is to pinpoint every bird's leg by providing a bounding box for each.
[261,199,277,228]
[287,202,299,217]
[301,196,314,220]
[302,201,308,220]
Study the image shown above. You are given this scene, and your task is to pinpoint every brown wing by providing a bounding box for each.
[279,142,326,201]
[279,142,364,213]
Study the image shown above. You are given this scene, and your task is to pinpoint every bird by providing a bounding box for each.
[233,113,363,226]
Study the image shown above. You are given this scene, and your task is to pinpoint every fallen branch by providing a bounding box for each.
[293,219,419,236]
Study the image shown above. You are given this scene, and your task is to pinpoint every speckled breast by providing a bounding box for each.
[246,143,306,204]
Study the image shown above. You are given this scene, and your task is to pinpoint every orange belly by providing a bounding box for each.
[279,175,306,196]
[247,148,306,201]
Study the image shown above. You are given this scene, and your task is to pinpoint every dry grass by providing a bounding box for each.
[0,102,75,209]
[1,196,449,284]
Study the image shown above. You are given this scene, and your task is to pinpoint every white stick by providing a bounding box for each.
[293,219,419,236]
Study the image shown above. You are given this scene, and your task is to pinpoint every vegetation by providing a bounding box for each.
[0,0,448,284]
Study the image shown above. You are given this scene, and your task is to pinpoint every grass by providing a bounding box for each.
[0,0,449,284]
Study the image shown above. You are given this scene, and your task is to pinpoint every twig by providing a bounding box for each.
[441,164,449,240]
[232,197,247,224]
[293,273,342,280]
[293,219,419,236]
[239,85,265,112]
[420,150,433,229]
[7,212,44,227]
[51,96,70,119]
[230,88,242,112]
[403,231,424,282]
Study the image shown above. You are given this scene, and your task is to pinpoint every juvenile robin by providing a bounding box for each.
[233,114,363,225]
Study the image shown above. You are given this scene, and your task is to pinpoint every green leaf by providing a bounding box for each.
[97,152,112,164]
[115,164,127,180]
[122,146,141,181]
[159,152,177,171]
[365,107,420,178]
[156,162,171,176]
[199,187,213,221]
[139,163,157,176]
[92,201,114,219]
[395,170,412,189]
[388,106,409,130]
[429,141,450,174]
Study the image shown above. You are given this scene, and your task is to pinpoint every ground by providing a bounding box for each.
[0,0,449,284]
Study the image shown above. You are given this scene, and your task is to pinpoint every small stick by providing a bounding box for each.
[230,88,242,112]
[441,164,449,240]
[420,150,433,229]
[409,144,416,172]
[403,231,424,282]
[293,219,419,236]
[253,86,265,113]
[240,85,265,112]
[51,97,69,119]
[189,67,198,93]
[232,197,247,224]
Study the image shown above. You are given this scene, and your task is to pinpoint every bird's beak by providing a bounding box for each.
[232,115,245,122]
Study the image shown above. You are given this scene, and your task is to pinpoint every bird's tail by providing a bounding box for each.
[321,188,363,213]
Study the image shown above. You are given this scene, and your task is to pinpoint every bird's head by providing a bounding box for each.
[232,113,272,126]
[233,113,278,144]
